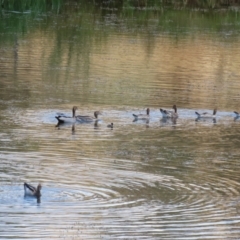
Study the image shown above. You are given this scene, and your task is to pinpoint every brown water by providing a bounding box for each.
[1,3,240,239]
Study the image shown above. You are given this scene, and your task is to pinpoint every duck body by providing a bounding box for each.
[160,109,172,118]
[133,108,150,121]
[233,111,240,121]
[55,115,77,124]
[24,182,42,198]
[160,105,178,118]
[195,108,217,119]
[234,111,239,117]
[56,106,78,124]
[76,111,102,123]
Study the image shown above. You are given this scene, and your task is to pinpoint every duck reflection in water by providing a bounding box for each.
[94,120,100,129]
[56,122,77,134]
[145,119,150,128]
[195,117,217,124]
[72,124,76,134]
[24,182,41,203]
[160,116,177,126]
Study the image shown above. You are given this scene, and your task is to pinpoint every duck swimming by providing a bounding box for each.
[233,111,240,121]
[107,123,113,129]
[234,111,240,117]
[133,108,150,121]
[24,182,42,198]
[195,108,217,119]
[76,111,102,123]
[56,106,78,124]
[160,105,178,118]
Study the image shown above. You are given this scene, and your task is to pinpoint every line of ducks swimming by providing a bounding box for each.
[25,105,239,200]
[55,105,221,126]
[132,105,220,121]
[132,105,240,123]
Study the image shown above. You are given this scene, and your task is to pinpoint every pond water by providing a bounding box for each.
[1,2,240,239]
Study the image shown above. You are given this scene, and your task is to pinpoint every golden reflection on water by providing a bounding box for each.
[2,28,240,110]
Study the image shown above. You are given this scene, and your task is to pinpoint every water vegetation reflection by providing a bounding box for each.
[0,0,63,13]
[124,0,240,9]
[1,0,240,11]
[1,0,240,36]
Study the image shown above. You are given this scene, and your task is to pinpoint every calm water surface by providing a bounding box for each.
[1,2,240,239]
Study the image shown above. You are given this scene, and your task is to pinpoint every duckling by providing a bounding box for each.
[76,111,102,123]
[55,106,78,124]
[195,108,217,119]
[107,123,113,129]
[133,108,150,121]
[160,105,178,118]
[24,182,42,198]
